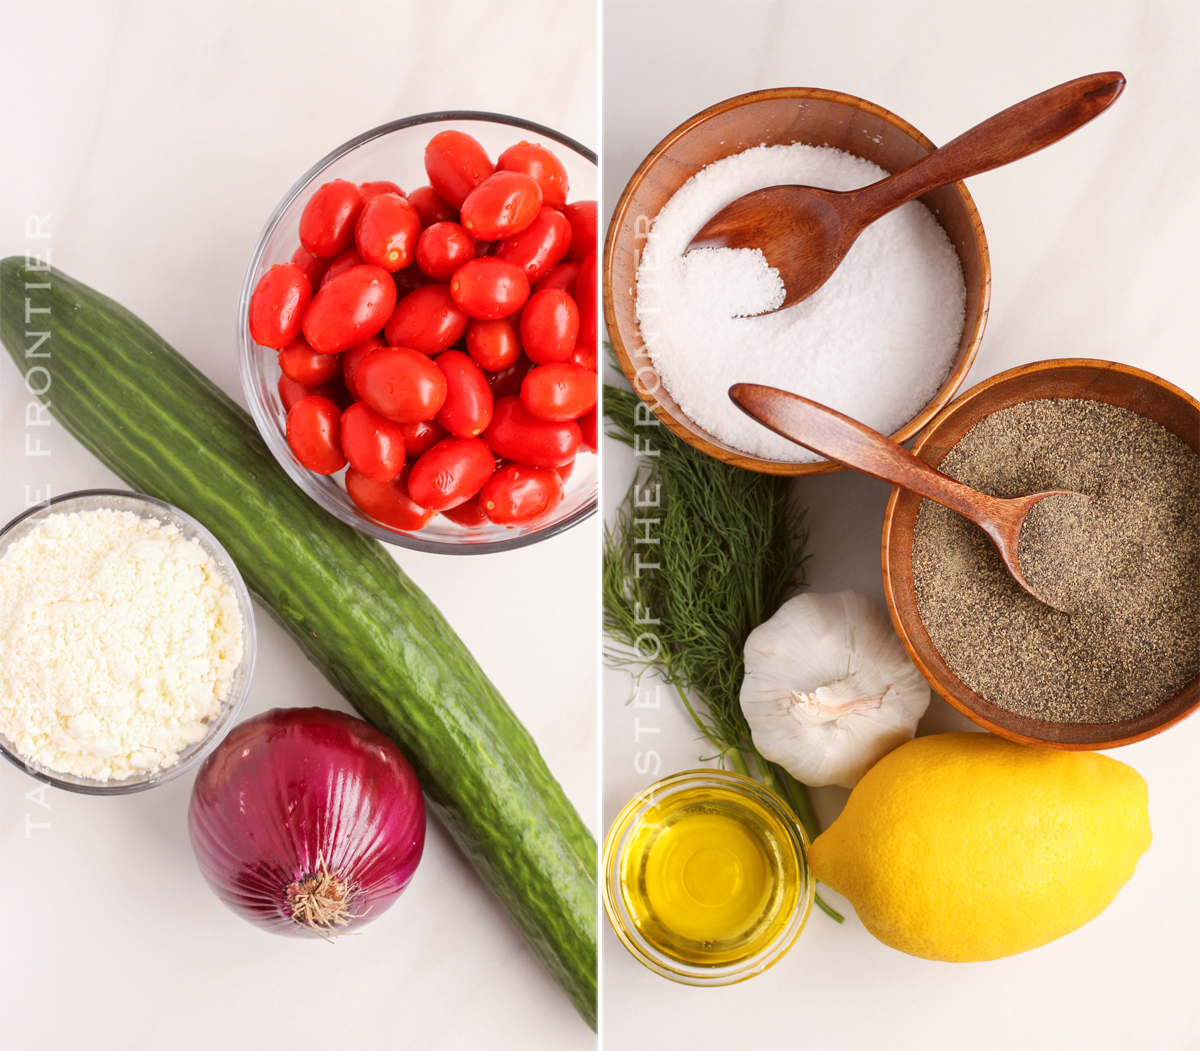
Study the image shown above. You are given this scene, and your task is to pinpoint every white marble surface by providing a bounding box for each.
[602,2,1199,1048]
[0,3,597,1049]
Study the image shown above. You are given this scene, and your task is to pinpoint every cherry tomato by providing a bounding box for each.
[532,261,580,297]
[578,406,598,454]
[478,463,564,524]
[482,396,581,467]
[561,200,597,263]
[383,283,469,356]
[355,193,422,272]
[278,336,341,385]
[556,458,575,483]
[450,258,530,320]
[520,288,579,364]
[286,395,346,474]
[299,179,365,258]
[249,263,311,349]
[394,262,434,300]
[520,363,596,422]
[424,130,494,209]
[574,248,598,355]
[460,172,542,241]
[291,246,330,292]
[278,374,347,413]
[399,417,448,459]
[360,180,404,200]
[356,346,447,423]
[493,207,572,283]
[320,246,364,288]
[483,355,533,400]
[435,350,493,438]
[497,141,569,211]
[441,493,489,528]
[346,464,435,531]
[407,436,495,511]
[340,401,406,482]
[302,264,396,354]
[465,316,521,372]
[407,185,459,227]
[570,341,598,371]
[342,335,386,401]
[415,222,476,282]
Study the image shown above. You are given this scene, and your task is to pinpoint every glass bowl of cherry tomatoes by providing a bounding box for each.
[238,112,598,553]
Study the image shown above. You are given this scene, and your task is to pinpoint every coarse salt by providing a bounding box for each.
[0,508,244,782]
[636,143,967,461]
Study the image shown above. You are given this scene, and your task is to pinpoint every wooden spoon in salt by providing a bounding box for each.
[688,72,1125,313]
[729,383,1082,610]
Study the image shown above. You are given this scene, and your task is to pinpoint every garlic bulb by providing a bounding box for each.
[740,591,930,789]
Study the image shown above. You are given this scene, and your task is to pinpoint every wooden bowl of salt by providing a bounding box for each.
[603,86,991,476]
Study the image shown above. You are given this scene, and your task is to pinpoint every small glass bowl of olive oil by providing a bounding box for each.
[603,769,814,985]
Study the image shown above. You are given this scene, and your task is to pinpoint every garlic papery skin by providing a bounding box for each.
[740,591,930,788]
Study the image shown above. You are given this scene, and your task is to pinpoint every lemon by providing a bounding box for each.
[808,733,1151,962]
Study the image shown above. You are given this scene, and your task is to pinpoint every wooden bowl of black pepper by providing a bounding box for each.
[882,359,1200,749]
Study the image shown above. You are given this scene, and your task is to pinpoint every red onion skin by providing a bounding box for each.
[188,707,425,936]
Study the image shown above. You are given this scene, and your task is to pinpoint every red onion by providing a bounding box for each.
[188,707,425,937]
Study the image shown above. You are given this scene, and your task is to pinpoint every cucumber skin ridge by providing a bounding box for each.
[0,258,597,1029]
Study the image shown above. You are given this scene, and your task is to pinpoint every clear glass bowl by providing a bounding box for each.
[603,769,814,985]
[0,490,257,795]
[238,111,598,554]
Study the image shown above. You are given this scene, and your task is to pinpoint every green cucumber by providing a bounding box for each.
[0,259,597,1028]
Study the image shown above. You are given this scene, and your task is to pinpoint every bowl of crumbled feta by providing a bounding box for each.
[0,489,256,794]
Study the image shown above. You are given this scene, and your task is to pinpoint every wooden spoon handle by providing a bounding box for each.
[851,71,1125,226]
[729,383,1003,527]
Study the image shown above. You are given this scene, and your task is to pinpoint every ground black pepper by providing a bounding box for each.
[911,398,1199,723]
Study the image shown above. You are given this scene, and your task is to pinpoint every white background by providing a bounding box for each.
[602,2,1199,1049]
[0,3,597,1049]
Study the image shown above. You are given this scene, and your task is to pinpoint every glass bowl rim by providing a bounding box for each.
[237,110,597,555]
[0,488,258,795]
[602,767,814,985]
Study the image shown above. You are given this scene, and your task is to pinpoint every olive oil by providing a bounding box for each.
[617,781,803,968]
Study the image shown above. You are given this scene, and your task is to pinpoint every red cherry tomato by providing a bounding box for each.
[278,374,347,413]
[450,258,530,320]
[578,405,598,453]
[399,417,448,459]
[407,185,459,228]
[340,401,406,482]
[493,207,572,283]
[520,289,579,364]
[278,337,341,385]
[360,180,404,200]
[424,130,494,210]
[561,200,597,263]
[465,316,521,372]
[483,355,533,400]
[441,493,489,528]
[393,262,435,300]
[532,261,580,298]
[249,263,312,349]
[407,436,496,511]
[302,265,396,355]
[478,463,564,524]
[460,172,542,241]
[383,283,469,356]
[342,335,386,401]
[320,246,364,289]
[356,346,447,423]
[482,396,581,467]
[415,222,476,282]
[556,458,575,483]
[574,249,598,354]
[299,179,365,258]
[346,464,435,531]
[286,396,346,474]
[569,341,598,371]
[355,193,422,272]
[435,350,494,438]
[291,246,330,292]
[520,363,596,422]
[497,142,569,211]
